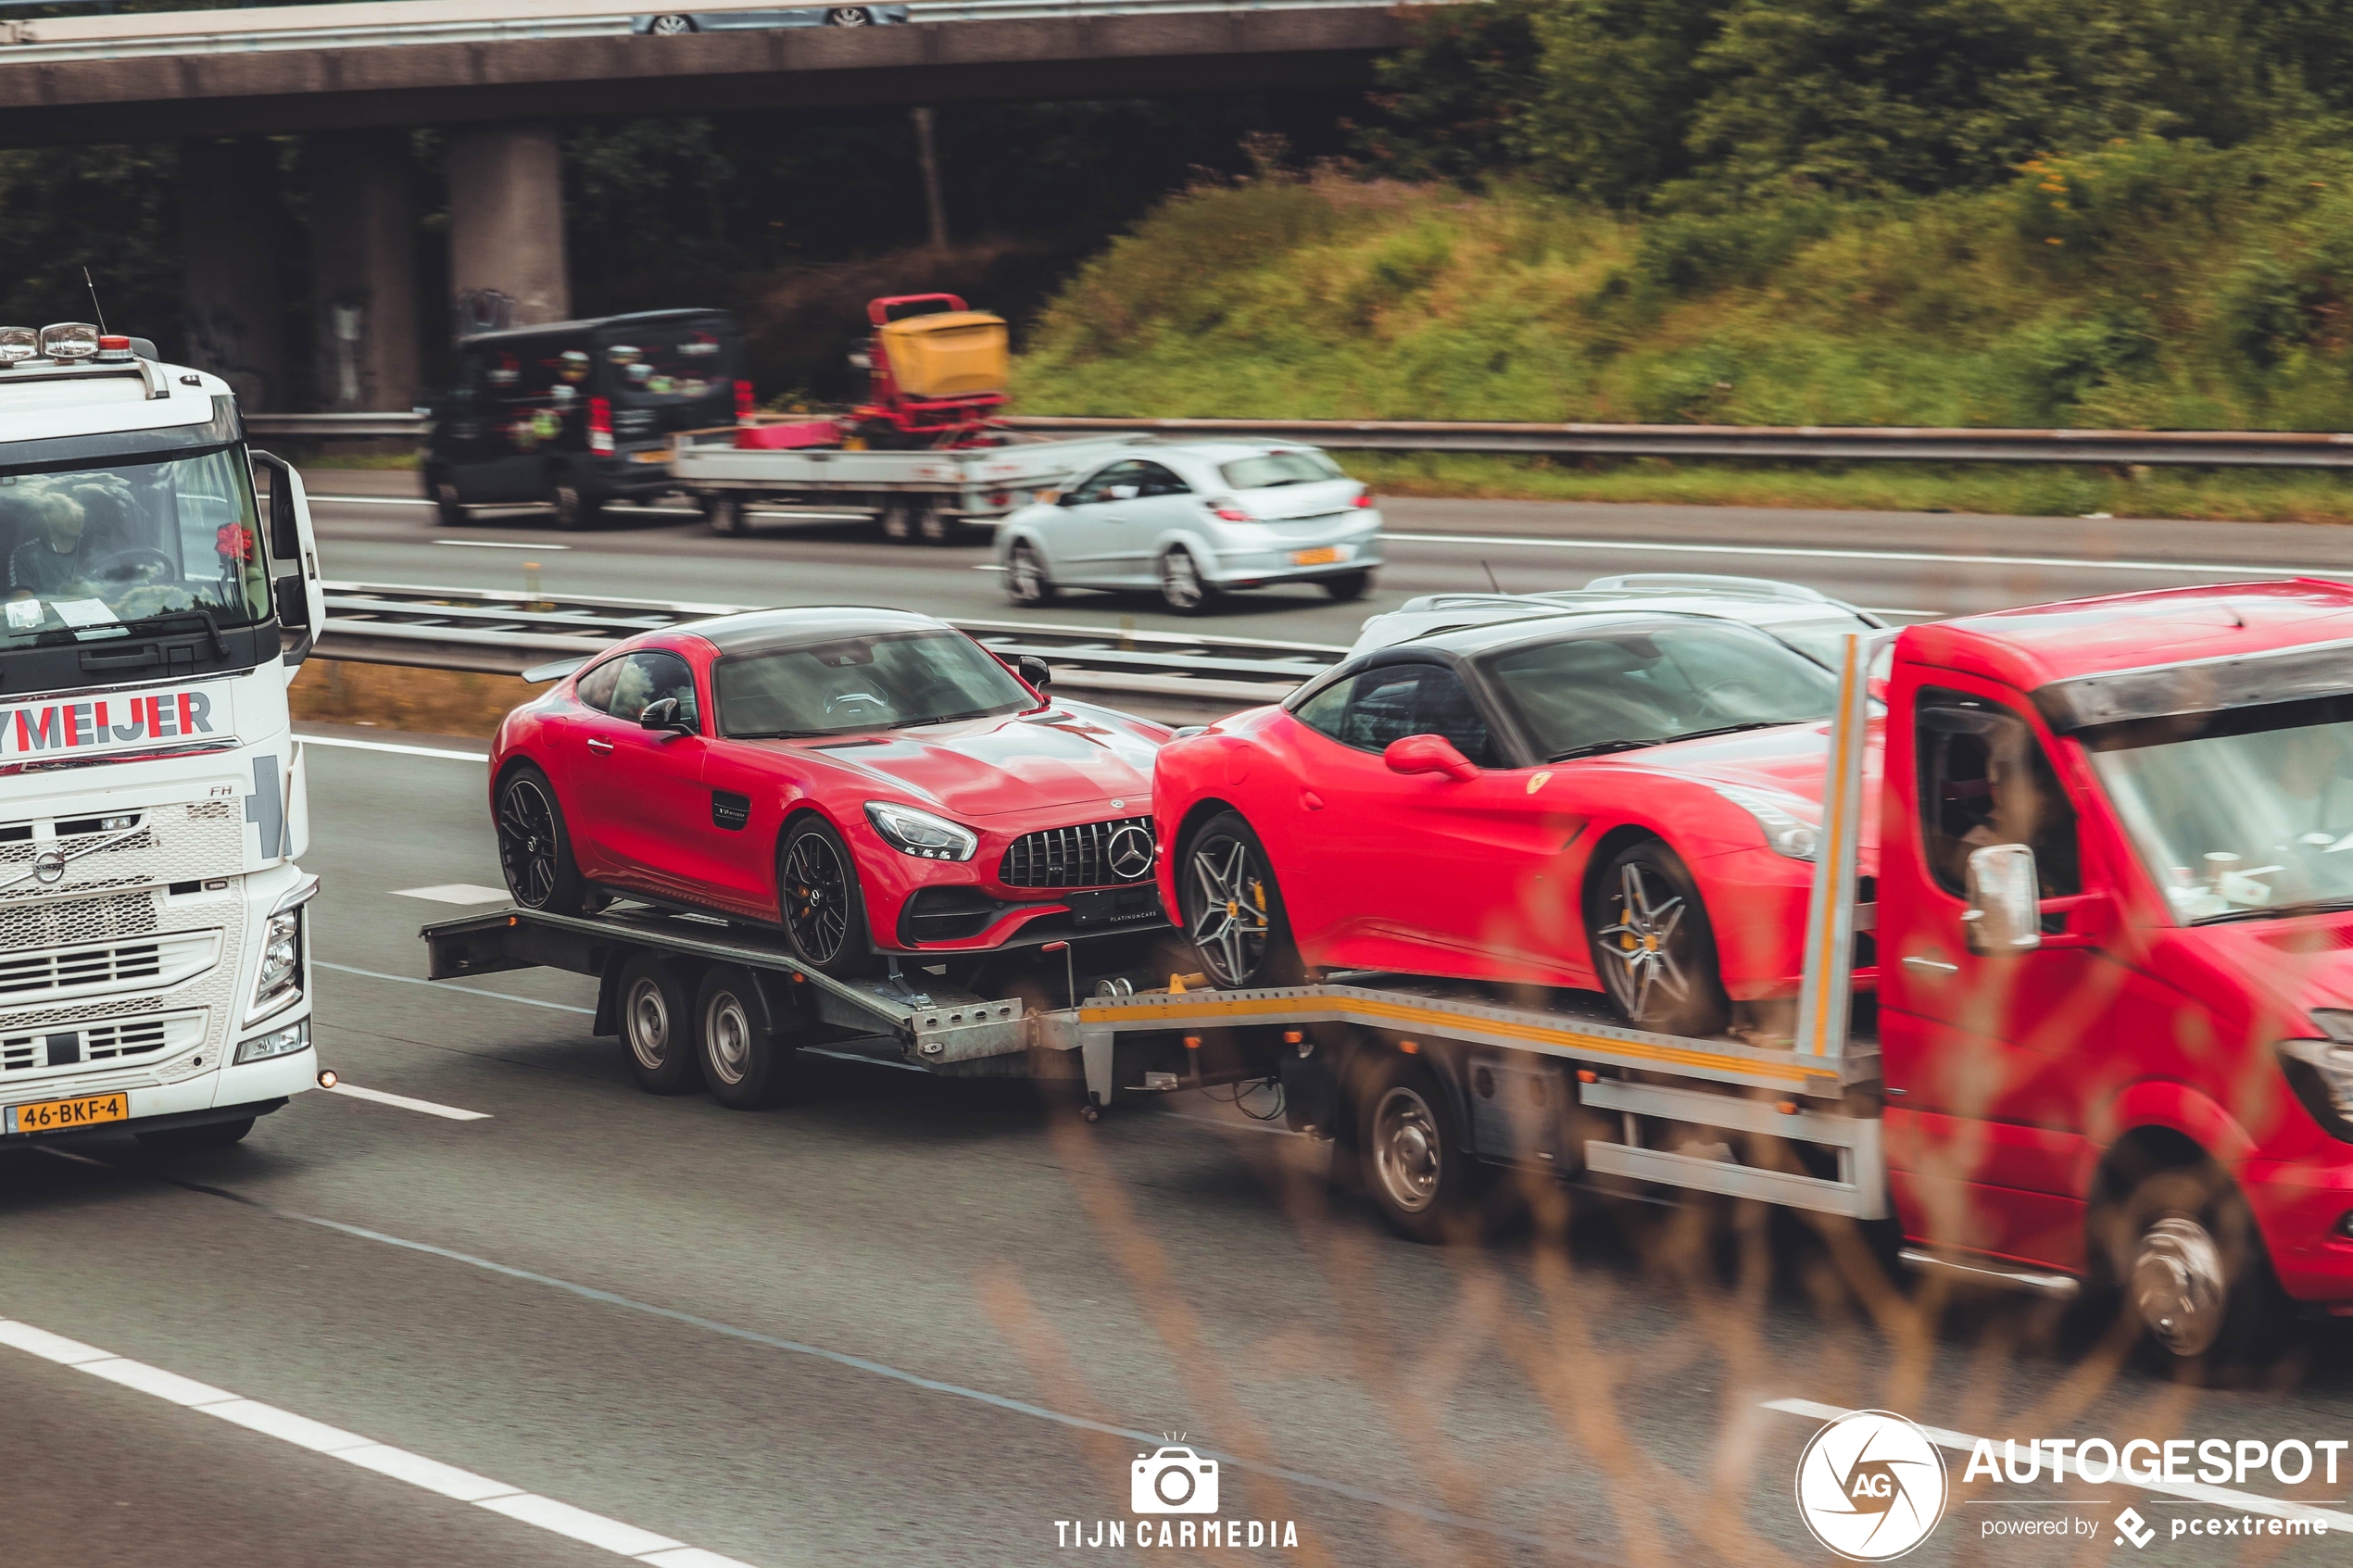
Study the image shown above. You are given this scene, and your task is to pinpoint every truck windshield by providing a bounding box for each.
[0,445,270,649]
[716,630,1035,737]
[2086,695,2353,922]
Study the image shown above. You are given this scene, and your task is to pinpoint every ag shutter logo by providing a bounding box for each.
[1794,1410,1950,1562]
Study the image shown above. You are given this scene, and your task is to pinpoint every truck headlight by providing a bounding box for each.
[2278,1019,2353,1141]
[1713,784,1820,861]
[864,801,977,861]
[252,906,304,1015]
[234,1019,309,1065]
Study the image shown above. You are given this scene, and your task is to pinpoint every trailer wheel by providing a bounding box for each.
[2094,1160,2289,1377]
[695,964,795,1110]
[617,951,702,1095]
[917,507,957,546]
[703,495,746,536]
[878,504,917,544]
[496,763,588,915]
[135,1117,254,1155]
[777,817,875,978]
[1584,838,1729,1037]
[1357,1054,1478,1244]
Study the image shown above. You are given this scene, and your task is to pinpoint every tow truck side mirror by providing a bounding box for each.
[1385,734,1479,783]
[1962,843,2042,954]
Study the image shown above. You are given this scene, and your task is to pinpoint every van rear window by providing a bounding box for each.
[599,324,736,404]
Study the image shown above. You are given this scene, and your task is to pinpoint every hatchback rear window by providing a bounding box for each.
[1219,451,1342,490]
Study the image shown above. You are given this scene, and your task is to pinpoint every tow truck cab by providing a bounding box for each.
[1877,580,2353,1323]
[0,324,324,1149]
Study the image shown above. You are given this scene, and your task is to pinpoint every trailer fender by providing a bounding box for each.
[593,951,625,1038]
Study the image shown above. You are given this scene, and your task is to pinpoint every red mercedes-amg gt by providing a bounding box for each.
[1152,612,1882,1036]
[491,608,1173,976]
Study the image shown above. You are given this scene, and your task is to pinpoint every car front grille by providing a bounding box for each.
[999,816,1155,890]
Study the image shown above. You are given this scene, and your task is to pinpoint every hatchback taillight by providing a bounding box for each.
[735,379,754,424]
[588,396,613,454]
[1213,505,1252,522]
[1353,491,1376,508]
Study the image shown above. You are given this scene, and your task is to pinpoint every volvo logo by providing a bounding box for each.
[1106,824,1154,881]
[31,850,66,886]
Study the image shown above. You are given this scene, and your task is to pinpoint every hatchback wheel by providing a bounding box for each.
[496,764,587,914]
[1006,542,1056,606]
[1584,839,1728,1036]
[777,818,874,978]
[1159,547,1217,615]
[1322,570,1374,601]
[1178,811,1301,988]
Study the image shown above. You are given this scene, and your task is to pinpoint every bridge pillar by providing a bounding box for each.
[446,122,570,332]
[180,137,290,411]
[309,131,420,411]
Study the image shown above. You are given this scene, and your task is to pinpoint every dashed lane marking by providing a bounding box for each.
[313,960,596,1016]
[0,1320,761,1566]
[320,1083,493,1122]
[432,539,570,550]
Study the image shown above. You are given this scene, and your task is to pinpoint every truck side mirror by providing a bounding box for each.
[1384,734,1479,783]
[1963,843,2041,954]
[267,465,299,562]
[273,574,309,631]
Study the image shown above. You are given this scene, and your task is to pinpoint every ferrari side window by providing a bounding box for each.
[608,651,699,729]
[1291,678,1352,741]
[1335,666,1496,766]
[573,657,623,713]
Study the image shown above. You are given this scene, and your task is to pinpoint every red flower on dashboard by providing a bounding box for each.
[216,522,256,562]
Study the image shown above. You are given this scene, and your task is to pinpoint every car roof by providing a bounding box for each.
[687,606,953,655]
[1122,442,1333,466]
[1351,576,1877,653]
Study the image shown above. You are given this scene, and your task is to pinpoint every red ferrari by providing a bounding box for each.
[491,608,1173,977]
[1151,612,1879,1036]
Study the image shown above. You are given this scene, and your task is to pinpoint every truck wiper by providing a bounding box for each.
[2196,896,2353,925]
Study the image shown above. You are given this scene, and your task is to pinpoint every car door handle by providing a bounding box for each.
[1902,955,1958,975]
[585,738,614,755]
[1300,790,1325,810]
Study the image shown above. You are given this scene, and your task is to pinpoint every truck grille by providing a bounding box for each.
[0,929,220,1007]
[999,817,1155,889]
[0,1009,204,1075]
[0,891,157,954]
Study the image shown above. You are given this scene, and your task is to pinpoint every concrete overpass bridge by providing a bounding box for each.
[0,0,1413,409]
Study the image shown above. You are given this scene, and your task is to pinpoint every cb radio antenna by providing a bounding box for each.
[83,267,108,335]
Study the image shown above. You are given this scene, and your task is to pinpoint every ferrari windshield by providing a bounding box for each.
[2086,696,2353,922]
[716,629,1036,737]
[1482,621,1837,761]
[0,445,270,648]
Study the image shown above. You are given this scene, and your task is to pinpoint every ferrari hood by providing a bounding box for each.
[792,710,1158,818]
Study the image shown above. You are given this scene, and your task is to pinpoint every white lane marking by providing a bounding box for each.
[433,539,571,550]
[0,1319,761,1567]
[298,734,489,762]
[1763,1398,2353,1529]
[1385,531,2339,577]
[315,959,596,1016]
[311,495,435,507]
[321,1083,493,1122]
[390,883,512,905]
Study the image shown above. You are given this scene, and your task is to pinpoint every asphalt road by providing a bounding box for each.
[305,470,2353,646]
[7,740,2353,1567]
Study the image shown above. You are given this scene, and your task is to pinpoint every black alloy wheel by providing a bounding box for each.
[646,12,696,31]
[617,950,701,1095]
[1178,811,1301,988]
[496,764,588,915]
[1583,838,1729,1037]
[777,818,874,978]
[1006,542,1056,606]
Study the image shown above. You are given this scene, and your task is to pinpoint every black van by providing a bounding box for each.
[422,309,745,529]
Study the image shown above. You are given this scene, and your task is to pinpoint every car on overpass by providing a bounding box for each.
[634,5,909,33]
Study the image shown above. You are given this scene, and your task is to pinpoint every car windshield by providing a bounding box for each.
[1481,621,1838,761]
[0,445,270,649]
[1760,613,1877,670]
[1219,450,1342,490]
[715,629,1035,737]
[2085,695,2353,922]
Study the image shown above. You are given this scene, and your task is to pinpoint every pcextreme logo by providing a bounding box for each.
[1794,1410,1951,1562]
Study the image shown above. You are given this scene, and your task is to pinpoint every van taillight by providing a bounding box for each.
[588,396,613,454]
[735,380,754,424]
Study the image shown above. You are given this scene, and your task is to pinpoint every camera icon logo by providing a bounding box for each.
[1132,1447,1219,1514]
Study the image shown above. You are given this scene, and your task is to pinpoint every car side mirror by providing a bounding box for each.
[1384,734,1478,783]
[1057,491,1085,507]
[1963,843,2041,954]
[1017,655,1052,691]
[1107,483,1140,502]
[639,696,693,735]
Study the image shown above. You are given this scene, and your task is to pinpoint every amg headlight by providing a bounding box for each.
[252,906,304,1015]
[1713,784,1820,861]
[864,801,977,862]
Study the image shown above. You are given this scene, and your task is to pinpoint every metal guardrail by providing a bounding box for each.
[257,411,2353,467]
[316,581,1344,707]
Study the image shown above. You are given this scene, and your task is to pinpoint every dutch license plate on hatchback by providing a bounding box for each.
[1290,546,1345,567]
[7,1091,128,1135]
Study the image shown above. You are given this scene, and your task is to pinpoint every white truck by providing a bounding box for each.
[0,323,325,1152]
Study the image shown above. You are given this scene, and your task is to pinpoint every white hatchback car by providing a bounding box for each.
[994,443,1384,614]
[1351,574,1890,670]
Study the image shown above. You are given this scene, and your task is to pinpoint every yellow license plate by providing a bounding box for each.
[1290,546,1344,567]
[8,1091,128,1135]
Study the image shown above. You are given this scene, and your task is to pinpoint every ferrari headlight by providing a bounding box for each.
[252,906,304,1014]
[1713,784,1820,861]
[2281,1016,2353,1140]
[864,800,977,862]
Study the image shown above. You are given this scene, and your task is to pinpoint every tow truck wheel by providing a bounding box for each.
[696,963,795,1110]
[704,495,745,535]
[2098,1162,2288,1377]
[135,1116,254,1155]
[1356,1054,1478,1244]
[618,952,701,1095]
[777,818,876,979]
[1006,542,1057,606]
[496,763,589,915]
[1584,839,1730,1038]
[917,507,957,546]
[1177,811,1302,988]
[878,504,917,544]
